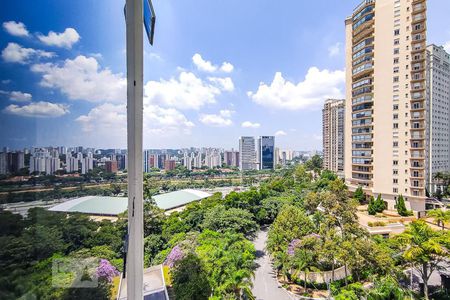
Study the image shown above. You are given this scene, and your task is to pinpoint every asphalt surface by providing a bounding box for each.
[252,228,294,300]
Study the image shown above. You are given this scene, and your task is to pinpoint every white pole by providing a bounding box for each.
[126,0,144,299]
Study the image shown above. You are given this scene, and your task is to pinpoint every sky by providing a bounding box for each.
[1,0,450,151]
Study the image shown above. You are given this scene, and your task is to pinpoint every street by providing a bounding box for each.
[252,228,294,300]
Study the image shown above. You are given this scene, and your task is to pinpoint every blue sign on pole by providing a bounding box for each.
[124,0,156,46]
[143,0,156,45]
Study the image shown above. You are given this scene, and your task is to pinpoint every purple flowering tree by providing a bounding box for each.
[164,245,184,268]
[96,259,119,282]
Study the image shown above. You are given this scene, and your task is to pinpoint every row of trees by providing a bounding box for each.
[265,165,450,299]
[0,208,124,299]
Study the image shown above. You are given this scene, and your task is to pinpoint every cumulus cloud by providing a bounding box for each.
[192,53,234,73]
[144,71,231,110]
[1,80,12,84]
[2,42,55,64]
[241,121,260,128]
[0,90,32,102]
[207,77,234,92]
[76,103,194,146]
[275,130,287,136]
[199,109,234,127]
[3,21,29,37]
[37,28,80,48]
[31,55,126,103]
[444,41,450,53]
[248,67,345,110]
[3,101,69,117]
[328,42,341,57]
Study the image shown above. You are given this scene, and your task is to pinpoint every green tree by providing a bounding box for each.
[396,220,450,299]
[171,253,211,300]
[368,194,385,215]
[427,208,450,230]
[353,186,365,204]
[267,205,314,255]
[201,205,258,237]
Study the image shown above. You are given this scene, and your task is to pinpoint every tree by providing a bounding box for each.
[201,205,258,237]
[368,194,385,215]
[353,186,365,204]
[427,208,450,230]
[396,195,412,216]
[267,205,314,255]
[110,183,121,195]
[196,230,255,299]
[171,253,211,300]
[396,220,450,299]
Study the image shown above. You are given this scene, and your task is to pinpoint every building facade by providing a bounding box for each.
[426,44,450,193]
[322,99,345,177]
[345,0,427,211]
[239,136,256,171]
[257,136,275,170]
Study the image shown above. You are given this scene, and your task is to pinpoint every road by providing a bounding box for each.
[252,228,294,300]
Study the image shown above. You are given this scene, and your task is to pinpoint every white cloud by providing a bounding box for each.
[192,53,234,73]
[31,55,126,103]
[144,71,231,110]
[207,77,234,92]
[248,67,345,110]
[220,62,234,73]
[76,103,194,146]
[444,41,450,53]
[37,28,80,48]
[275,130,287,136]
[1,80,12,84]
[241,121,260,128]
[192,53,216,72]
[2,42,55,64]
[3,101,69,118]
[3,21,29,37]
[199,109,234,127]
[0,90,32,102]
[328,42,341,57]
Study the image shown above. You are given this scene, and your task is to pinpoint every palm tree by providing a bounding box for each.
[396,220,450,300]
[427,209,450,230]
[224,268,255,300]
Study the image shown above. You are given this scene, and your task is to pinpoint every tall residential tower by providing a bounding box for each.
[426,45,450,192]
[345,0,427,211]
[322,99,345,177]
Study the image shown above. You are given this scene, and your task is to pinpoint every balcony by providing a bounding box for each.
[411,14,426,24]
[413,3,426,13]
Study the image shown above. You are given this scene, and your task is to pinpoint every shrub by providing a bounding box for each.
[396,195,408,216]
[369,195,386,215]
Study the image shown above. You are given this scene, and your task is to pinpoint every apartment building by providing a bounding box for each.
[239,136,256,171]
[345,0,427,211]
[322,99,345,177]
[426,45,450,193]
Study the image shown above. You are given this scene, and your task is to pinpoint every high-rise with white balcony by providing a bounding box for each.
[426,44,450,193]
[345,0,427,211]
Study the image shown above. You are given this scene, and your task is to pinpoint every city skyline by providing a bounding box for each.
[1,1,449,151]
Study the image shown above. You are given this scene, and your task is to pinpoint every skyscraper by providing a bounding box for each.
[323,99,345,177]
[426,44,450,193]
[257,136,275,170]
[345,0,427,211]
[239,136,256,171]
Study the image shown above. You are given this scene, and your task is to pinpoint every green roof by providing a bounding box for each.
[49,189,212,215]
[152,189,211,210]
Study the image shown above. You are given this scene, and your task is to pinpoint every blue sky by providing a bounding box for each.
[1,0,450,151]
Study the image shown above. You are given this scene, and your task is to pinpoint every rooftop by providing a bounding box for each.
[48,189,212,216]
